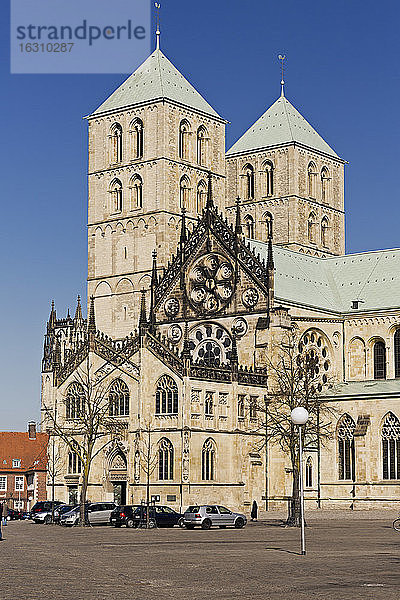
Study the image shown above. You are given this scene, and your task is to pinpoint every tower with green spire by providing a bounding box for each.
[225,90,346,256]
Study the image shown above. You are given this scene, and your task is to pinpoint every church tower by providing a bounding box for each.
[86,47,227,338]
[224,88,346,256]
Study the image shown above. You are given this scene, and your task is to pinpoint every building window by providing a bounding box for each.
[374,341,386,380]
[249,396,258,419]
[66,382,84,419]
[179,120,190,160]
[205,391,214,416]
[130,118,143,158]
[382,412,400,480]
[202,438,216,480]
[0,476,6,491]
[110,123,123,163]
[238,395,245,418]
[197,126,207,165]
[244,215,255,239]
[110,178,123,212]
[155,375,178,415]
[129,175,142,209]
[308,212,317,244]
[68,485,78,505]
[196,179,207,213]
[394,330,400,378]
[179,176,190,211]
[68,443,82,474]
[308,162,317,197]
[15,476,24,491]
[109,379,130,416]
[243,164,255,199]
[158,438,174,480]
[263,161,274,196]
[305,457,313,488]
[264,211,273,240]
[321,217,329,247]
[321,167,330,202]
[337,414,355,480]
[12,459,21,468]
[14,500,24,510]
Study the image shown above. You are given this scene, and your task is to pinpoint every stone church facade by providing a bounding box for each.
[41,47,400,512]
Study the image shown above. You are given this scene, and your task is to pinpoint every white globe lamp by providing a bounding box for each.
[291,407,309,425]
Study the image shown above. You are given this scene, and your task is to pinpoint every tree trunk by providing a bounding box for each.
[286,459,301,527]
[79,468,89,527]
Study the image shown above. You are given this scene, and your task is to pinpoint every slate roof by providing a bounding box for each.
[227,95,339,158]
[0,432,48,473]
[92,49,223,119]
[249,241,400,314]
[323,380,400,400]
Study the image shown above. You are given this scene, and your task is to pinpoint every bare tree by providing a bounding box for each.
[251,329,336,526]
[136,422,159,528]
[43,359,125,526]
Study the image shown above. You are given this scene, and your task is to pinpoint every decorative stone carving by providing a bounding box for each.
[168,324,183,344]
[164,298,180,318]
[232,317,248,337]
[187,253,235,314]
[242,287,259,309]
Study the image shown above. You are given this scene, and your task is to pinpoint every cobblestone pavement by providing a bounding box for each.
[0,514,399,600]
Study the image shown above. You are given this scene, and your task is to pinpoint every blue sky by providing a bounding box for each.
[1,0,399,430]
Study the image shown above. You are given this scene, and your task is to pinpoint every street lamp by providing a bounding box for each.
[290,407,309,556]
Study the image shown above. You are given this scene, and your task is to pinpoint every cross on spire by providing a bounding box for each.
[155,2,161,50]
[278,54,286,97]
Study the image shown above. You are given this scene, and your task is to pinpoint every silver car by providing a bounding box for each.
[60,502,116,526]
[183,505,247,530]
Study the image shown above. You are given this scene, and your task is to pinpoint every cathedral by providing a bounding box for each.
[41,43,400,512]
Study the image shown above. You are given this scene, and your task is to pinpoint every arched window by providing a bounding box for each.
[196,180,207,213]
[263,161,274,197]
[382,412,400,480]
[179,120,190,160]
[109,379,129,416]
[158,438,174,480]
[155,375,178,415]
[129,174,143,209]
[202,438,216,480]
[244,215,255,238]
[308,212,317,243]
[66,382,84,419]
[130,118,143,159]
[321,167,330,202]
[337,414,355,480]
[374,341,386,380]
[308,162,317,198]
[305,457,313,488]
[197,126,207,165]
[68,442,82,474]
[264,211,273,240]
[243,164,255,199]
[110,178,123,212]
[205,392,214,416]
[394,330,400,378]
[179,176,190,210]
[321,216,329,247]
[110,123,123,163]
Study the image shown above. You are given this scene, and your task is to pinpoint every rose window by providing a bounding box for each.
[298,329,331,391]
[187,253,235,314]
[189,323,232,367]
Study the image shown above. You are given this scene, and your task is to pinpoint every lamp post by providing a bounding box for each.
[290,407,309,556]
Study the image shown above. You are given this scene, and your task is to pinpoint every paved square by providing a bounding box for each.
[0,513,399,599]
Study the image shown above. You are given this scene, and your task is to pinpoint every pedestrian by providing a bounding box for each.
[3,502,8,526]
[251,500,258,521]
[0,502,3,540]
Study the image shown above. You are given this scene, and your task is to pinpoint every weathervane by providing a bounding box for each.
[278,54,286,96]
[155,2,161,50]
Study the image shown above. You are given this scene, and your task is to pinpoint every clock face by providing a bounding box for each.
[187,253,235,314]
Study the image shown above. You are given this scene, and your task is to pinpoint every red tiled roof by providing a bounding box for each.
[0,432,49,472]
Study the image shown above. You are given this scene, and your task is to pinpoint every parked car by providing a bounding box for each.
[60,502,116,526]
[6,508,24,520]
[30,501,63,519]
[32,503,75,524]
[183,505,247,529]
[110,505,183,528]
